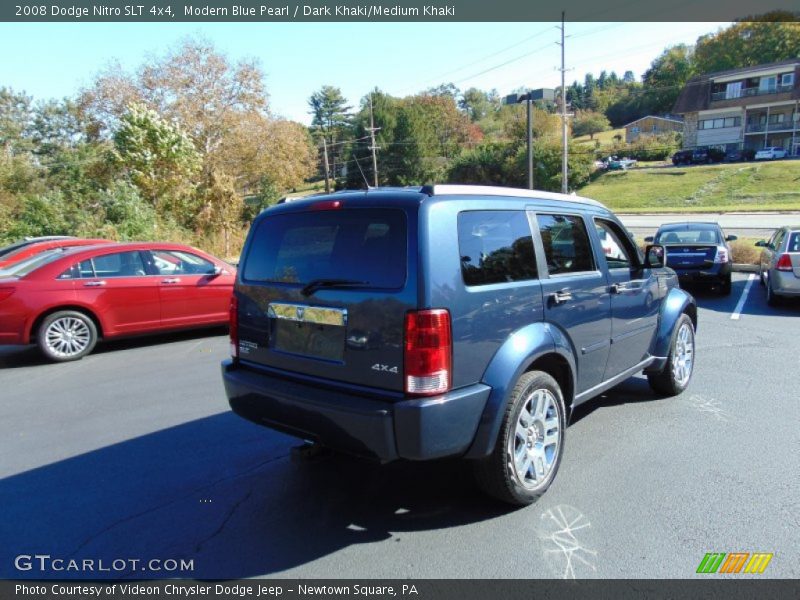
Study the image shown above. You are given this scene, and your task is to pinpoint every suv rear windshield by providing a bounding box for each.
[243,208,407,289]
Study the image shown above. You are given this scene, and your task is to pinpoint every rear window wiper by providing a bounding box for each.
[301,278,370,296]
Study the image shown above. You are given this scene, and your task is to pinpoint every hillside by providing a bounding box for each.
[573,128,624,146]
[579,160,800,213]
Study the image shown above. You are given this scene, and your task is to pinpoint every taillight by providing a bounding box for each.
[229,294,239,359]
[0,287,14,302]
[776,254,793,271]
[714,247,729,263]
[404,309,451,396]
[311,200,342,210]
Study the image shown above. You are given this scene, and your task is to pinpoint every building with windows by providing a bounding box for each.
[673,59,800,156]
[623,116,683,143]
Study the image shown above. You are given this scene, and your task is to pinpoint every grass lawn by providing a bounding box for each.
[574,128,624,146]
[579,160,800,213]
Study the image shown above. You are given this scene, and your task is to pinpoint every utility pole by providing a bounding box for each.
[526,98,534,190]
[557,11,569,194]
[322,138,331,194]
[368,94,380,187]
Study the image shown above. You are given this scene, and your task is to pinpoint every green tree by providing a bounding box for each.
[446,141,517,185]
[572,110,611,140]
[642,44,696,114]
[111,103,202,218]
[0,88,32,154]
[308,85,352,183]
[694,14,800,74]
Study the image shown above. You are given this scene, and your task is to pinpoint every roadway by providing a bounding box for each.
[1,274,798,579]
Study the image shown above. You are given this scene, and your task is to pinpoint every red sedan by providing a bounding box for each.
[0,242,235,361]
[0,237,113,269]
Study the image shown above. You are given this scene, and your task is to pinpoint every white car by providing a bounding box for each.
[755,147,788,160]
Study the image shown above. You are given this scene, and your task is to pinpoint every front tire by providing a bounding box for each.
[473,371,566,506]
[37,310,98,362]
[647,314,695,396]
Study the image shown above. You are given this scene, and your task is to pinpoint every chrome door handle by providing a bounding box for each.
[550,290,573,304]
[83,280,106,287]
[610,283,630,294]
[161,278,181,284]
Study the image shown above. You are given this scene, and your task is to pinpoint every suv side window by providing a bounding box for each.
[458,210,537,286]
[536,214,595,276]
[594,219,638,270]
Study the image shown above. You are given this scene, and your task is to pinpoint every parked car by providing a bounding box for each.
[605,156,637,170]
[0,237,112,269]
[724,149,743,163]
[222,185,697,505]
[645,222,736,294]
[755,146,788,160]
[691,147,724,164]
[756,227,800,306]
[0,236,75,259]
[0,242,235,361]
[672,150,693,165]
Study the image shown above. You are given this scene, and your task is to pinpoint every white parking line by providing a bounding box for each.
[730,273,756,320]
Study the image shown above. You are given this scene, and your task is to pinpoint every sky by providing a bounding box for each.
[0,21,729,124]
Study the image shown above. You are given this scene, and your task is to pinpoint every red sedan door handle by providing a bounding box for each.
[161,278,181,284]
[83,280,106,287]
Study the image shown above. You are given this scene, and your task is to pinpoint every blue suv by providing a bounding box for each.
[222,185,697,505]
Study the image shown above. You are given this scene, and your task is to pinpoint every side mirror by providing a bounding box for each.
[725,234,738,242]
[644,244,665,268]
[754,240,766,247]
[644,236,654,243]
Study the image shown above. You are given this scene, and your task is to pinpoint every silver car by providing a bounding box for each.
[756,227,800,305]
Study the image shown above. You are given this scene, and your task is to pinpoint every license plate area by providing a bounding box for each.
[268,303,347,362]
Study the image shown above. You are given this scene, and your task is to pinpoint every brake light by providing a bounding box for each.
[0,287,15,302]
[311,200,342,210]
[776,254,793,271]
[714,247,729,263]
[229,294,239,359]
[404,309,451,396]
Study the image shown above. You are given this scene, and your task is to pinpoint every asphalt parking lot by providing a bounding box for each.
[1,273,798,580]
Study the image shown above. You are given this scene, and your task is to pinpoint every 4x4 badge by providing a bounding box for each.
[372,363,399,374]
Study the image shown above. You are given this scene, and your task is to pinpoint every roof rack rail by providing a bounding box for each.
[424,184,607,208]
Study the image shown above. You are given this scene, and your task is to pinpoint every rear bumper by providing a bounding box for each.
[771,270,800,296]
[673,263,731,284]
[221,360,491,462]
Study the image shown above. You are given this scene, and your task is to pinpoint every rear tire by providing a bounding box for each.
[766,277,781,307]
[473,370,566,506]
[759,268,765,287]
[719,274,732,296]
[37,310,98,362]
[647,314,695,397]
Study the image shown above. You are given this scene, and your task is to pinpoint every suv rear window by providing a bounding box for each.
[243,208,407,289]
[458,210,537,286]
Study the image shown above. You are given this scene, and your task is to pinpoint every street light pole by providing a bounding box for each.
[526,98,533,190]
